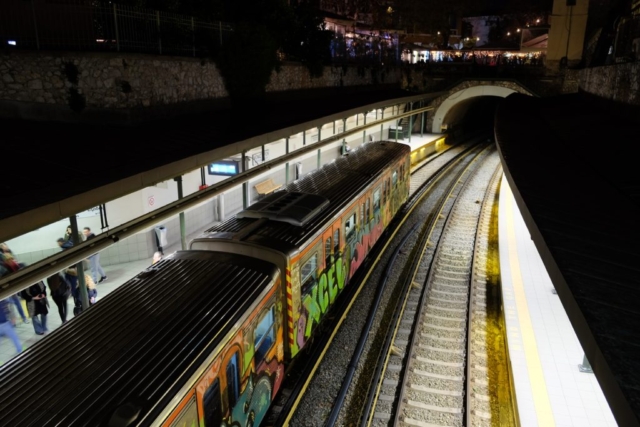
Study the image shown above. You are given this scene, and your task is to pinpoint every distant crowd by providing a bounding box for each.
[0,226,105,356]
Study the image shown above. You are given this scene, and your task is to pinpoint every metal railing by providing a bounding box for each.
[1,0,233,57]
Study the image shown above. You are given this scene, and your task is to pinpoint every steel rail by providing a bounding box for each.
[0,105,435,299]
[362,143,490,427]
[465,162,504,426]
[392,143,494,427]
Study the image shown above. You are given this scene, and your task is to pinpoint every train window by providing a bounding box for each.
[203,378,222,427]
[333,229,340,256]
[301,254,318,294]
[359,203,364,226]
[254,306,276,362]
[392,171,398,188]
[226,352,240,409]
[325,236,332,267]
[345,213,356,241]
[373,188,380,212]
[365,198,370,222]
[386,178,391,200]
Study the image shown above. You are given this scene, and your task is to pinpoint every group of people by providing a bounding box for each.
[0,225,105,356]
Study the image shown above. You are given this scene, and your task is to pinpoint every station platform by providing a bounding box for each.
[499,176,617,427]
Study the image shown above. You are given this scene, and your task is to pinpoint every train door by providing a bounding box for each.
[321,223,345,306]
[344,208,358,266]
[323,227,333,272]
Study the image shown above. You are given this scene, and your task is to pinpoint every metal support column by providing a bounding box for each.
[70,215,89,310]
[157,11,162,54]
[113,4,120,52]
[303,131,306,146]
[285,137,290,184]
[317,127,322,169]
[421,100,425,137]
[363,112,367,143]
[242,151,248,209]
[409,112,414,143]
[380,110,384,140]
[174,176,187,250]
[30,0,40,50]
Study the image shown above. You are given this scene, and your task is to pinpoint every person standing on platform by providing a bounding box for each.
[85,274,98,306]
[83,227,107,284]
[21,281,49,336]
[46,272,71,324]
[0,298,22,354]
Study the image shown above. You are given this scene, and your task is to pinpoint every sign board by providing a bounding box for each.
[208,160,241,176]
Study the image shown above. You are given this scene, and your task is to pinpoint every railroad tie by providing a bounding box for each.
[412,369,463,382]
[419,344,465,355]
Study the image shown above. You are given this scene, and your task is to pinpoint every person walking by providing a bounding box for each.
[0,298,22,354]
[0,244,30,324]
[21,281,49,336]
[8,294,29,324]
[82,227,107,283]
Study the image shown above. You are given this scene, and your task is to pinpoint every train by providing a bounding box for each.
[0,141,411,427]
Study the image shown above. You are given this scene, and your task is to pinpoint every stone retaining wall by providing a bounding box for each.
[580,63,640,104]
[0,52,402,114]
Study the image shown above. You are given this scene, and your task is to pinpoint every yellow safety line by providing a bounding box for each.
[504,185,555,427]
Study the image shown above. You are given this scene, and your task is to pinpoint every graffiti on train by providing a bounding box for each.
[295,211,386,351]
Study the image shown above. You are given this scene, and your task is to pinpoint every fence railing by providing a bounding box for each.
[1,0,234,57]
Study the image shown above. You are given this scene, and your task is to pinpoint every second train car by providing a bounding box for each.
[0,140,411,427]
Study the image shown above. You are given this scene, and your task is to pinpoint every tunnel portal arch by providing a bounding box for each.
[429,82,532,133]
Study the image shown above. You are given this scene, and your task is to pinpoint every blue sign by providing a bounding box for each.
[208,160,240,176]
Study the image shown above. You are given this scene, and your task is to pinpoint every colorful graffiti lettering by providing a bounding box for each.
[296,208,387,349]
[299,255,347,338]
[348,219,384,280]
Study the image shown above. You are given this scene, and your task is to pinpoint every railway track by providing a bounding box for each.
[380,152,502,427]
[266,136,501,427]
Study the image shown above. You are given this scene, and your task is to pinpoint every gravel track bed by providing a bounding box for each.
[288,142,483,427]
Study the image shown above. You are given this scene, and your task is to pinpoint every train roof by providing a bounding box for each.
[202,141,410,254]
[0,251,279,426]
